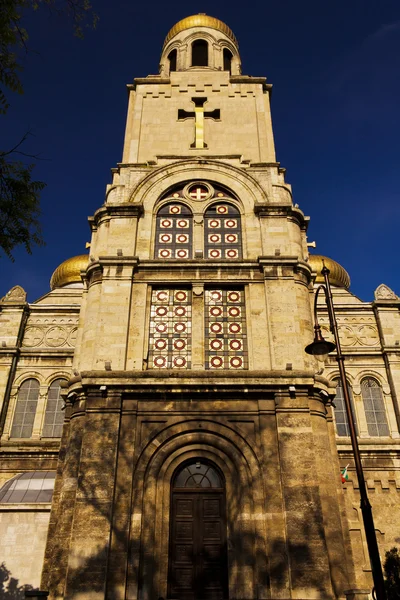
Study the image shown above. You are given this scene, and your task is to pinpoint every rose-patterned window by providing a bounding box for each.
[204,203,242,259]
[205,289,248,370]
[10,379,40,438]
[155,203,192,259]
[148,289,192,369]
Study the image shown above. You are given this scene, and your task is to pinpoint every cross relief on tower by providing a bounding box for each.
[178,98,221,148]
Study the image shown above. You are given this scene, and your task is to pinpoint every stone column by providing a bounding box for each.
[62,390,121,599]
[192,284,204,369]
[275,390,334,598]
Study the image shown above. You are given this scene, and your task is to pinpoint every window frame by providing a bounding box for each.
[10,378,40,439]
[361,377,389,437]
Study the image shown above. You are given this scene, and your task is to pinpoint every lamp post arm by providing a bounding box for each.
[321,266,386,600]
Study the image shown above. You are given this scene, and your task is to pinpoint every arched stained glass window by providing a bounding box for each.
[42,379,66,438]
[155,203,193,259]
[334,379,357,437]
[361,378,389,437]
[10,379,39,438]
[173,461,223,489]
[204,203,242,259]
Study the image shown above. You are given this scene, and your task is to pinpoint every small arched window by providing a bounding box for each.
[42,379,66,438]
[168,49,177,72]
[223,48,233,73]
[333,379,357,437]
[155,203,193,259]
[361,378,389,436]
[10,378,39,438]
[173,460,223,489]
[192,39,208,66]
[204,203,242,259]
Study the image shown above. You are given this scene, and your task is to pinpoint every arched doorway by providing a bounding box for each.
[168,460,229,600]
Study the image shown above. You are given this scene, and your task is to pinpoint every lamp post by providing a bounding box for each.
[305,264,386,600]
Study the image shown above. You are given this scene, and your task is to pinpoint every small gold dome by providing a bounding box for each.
[308,254,351,289]
[164,14,238,48]
[50,255,88,290]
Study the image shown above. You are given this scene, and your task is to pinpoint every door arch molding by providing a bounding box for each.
[128,425,275,600]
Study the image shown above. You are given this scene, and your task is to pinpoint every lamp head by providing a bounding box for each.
[305,324,336,361]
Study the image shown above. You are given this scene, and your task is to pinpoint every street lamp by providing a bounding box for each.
[305,264,386,600]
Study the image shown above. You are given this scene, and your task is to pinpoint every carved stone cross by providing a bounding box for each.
[178,97,220,149]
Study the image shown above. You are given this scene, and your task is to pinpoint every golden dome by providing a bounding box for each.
[50,255,88,290]
[308,254,351,289]
[164,14,238,48]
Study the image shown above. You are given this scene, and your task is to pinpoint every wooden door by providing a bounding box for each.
[168,463,228,600]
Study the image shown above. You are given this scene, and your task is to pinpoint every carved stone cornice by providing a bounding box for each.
[90,203,144,230]
[254,204,308,229]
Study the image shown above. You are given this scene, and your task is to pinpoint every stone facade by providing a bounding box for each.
[0,14,399,600]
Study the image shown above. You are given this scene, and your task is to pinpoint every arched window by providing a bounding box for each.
[333,379,357,437]
[361,378,389,436]
[168,49,177,72]
[42,379,66,437]
[155,203,193,259]
[192,39,208,66]
[204,203,242,259]
[223,48,233,73]
[10,378,39,438]
[173,460,223,488]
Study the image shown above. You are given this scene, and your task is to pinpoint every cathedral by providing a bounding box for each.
[1,14,400,600]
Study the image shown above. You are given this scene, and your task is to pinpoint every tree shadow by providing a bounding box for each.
[40,389,353,600]
[0,563,33,600]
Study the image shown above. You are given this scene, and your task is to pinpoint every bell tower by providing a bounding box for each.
[39,14,363,600]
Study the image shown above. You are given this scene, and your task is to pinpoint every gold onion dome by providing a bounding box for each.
[308,254,351,289]
[164,14,238,48]
[50,255,88,290]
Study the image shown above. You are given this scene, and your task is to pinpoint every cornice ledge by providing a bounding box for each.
[131,77,171,87]
[258,255,299,267]
[372,299,400,308]
[91,203,144,227]
[254,203,307,225]
[139,259,258,270]
[98,256,140,269]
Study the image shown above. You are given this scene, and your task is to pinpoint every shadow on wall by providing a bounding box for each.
[42,414,348,598]
[0,563,34,600]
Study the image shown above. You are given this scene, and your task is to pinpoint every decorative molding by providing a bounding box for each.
[374,284,399,301]
[1,285,27,303]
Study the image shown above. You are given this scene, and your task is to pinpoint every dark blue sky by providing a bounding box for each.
[2,0,400,301]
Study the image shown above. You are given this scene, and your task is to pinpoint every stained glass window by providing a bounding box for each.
[361,378,389,437]
[204,203,242,259]
[333,379,358,437]
[42,379,66,438]
[174,461,223,489]
[205,289,248,370]
[149,289,192,369]
[155,203,192,259]
[10,379,40,438]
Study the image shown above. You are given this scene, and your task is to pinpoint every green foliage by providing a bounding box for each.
[384,547,400,600]
[0,139,46,260]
